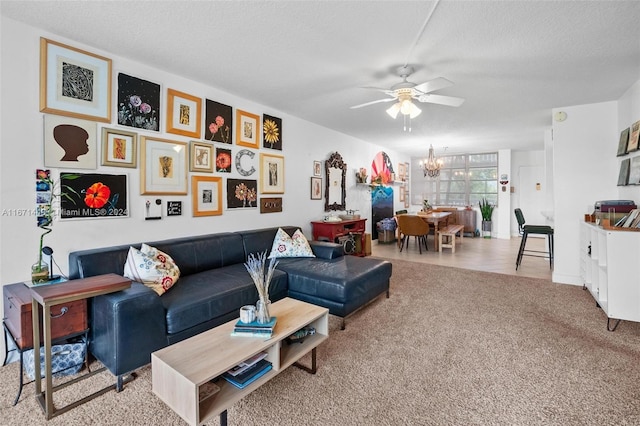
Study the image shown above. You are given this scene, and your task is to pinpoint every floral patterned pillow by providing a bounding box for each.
[269,228,316,259]
[123,244,180,296]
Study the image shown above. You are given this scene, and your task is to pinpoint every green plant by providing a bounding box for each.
[479,198,495,221]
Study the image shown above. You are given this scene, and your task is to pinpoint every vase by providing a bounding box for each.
[256,298,271,324]
[31,260,49,284]
[482,220,492,239]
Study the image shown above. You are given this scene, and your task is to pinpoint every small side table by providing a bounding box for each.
[30,273,131,420]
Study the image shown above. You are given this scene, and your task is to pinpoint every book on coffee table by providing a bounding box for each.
[234,316,277,329]
[226,352,268,377]
[222,359,272,389]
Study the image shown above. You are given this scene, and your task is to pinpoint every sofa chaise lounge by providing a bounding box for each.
[68,226,392,390]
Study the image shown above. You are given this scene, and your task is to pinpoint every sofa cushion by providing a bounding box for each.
[123,244,180,296]
[268,228,315,259]
[237,226,300,258]
[158,263,288,335]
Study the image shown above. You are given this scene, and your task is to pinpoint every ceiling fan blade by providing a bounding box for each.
[417,94,465,107]
[350,98,397,109]
[413,77,454,94]
[360,86,396,96]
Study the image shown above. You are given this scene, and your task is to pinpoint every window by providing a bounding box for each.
[420,153,498,207]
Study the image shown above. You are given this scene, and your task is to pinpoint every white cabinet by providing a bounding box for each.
[580,222,640,330]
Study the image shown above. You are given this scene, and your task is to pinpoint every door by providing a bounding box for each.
[517,166,547,236]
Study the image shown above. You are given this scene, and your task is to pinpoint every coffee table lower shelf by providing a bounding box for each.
[152,298,329,426]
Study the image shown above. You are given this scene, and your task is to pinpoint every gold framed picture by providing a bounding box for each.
[189,141,213,173]
[140,136,188,195]
[166,88,202,138]
[260,153,284,194]
[40,37,112,122]
[236,109,260,148]
[192,175,222,216]
[101,127,137,168]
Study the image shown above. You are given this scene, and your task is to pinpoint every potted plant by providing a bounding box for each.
[479,197,495,238]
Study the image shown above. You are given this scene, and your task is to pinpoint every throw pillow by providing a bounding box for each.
[123,244,180,296]
[268,228,315,259]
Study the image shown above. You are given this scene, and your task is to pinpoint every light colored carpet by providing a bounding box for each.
[2,259,640,425]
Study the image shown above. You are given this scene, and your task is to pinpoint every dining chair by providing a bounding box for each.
[396,214,430,254]
[514,208,554,270]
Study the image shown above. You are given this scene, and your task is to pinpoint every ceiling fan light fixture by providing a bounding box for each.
[409,103,422,118]
[386,102,401,119]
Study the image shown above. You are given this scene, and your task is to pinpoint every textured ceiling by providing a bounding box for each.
[2,0,640,157]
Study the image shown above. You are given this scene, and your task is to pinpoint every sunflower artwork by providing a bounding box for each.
[60,173,128,219]
[262,114,282,150]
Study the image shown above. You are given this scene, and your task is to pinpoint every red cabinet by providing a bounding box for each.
[311,219,367,256]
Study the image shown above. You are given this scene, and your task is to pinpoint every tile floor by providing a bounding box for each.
[371,232,553,281]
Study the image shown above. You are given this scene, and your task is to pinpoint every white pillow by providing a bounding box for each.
[123,244,180,296]
[268,228,315,259]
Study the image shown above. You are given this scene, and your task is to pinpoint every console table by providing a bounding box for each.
[30,273,131,419]
[311,218,367,256]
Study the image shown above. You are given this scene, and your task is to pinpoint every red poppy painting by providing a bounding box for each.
[60,173,128,219]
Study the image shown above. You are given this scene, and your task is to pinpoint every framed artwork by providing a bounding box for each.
[628,120,640,153]
[167,88,202,138]
[215,147,232,173]
[262,114,282,150]
[192,175,222,217]
[617,128,630,157]
[617,159,631,186]
[398,162,407,180]
[311,177,322,200]
[36,169,53,228]
[260,197,282,213]
[189,141,213,173]
[236,109,260,148]
[40,38,112,123]
[101,127,137,168]
[166,201,182,216]
[44,114,97,169]
[399,185,406,202]
[59,172,128,219]
[117,72,161,131]
[205,99,232,143]
[140,136,188,195]
[629,156,640,185]
[227,178,258,209]
[313,160,321,177]
[260,153,285,194]
[235,149,257,176]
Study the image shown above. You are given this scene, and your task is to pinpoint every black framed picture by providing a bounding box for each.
[60,173,128,219]
[117,73,161,131]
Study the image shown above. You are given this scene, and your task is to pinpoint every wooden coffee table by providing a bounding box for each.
[152,297,329,426]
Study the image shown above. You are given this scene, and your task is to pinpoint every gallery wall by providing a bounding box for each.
[0,16,410,287]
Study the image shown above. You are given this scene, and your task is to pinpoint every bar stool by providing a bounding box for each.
[514,208,554,270]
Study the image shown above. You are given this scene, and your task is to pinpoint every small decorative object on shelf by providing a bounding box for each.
[356,168,368,183]
[244,251,278,324]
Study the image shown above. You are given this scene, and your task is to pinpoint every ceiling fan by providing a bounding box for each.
[350,65,465,119]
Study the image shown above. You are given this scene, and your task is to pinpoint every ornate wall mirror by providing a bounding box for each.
[325,151,346,211]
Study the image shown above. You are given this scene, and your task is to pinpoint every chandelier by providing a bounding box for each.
[419,145,443,178]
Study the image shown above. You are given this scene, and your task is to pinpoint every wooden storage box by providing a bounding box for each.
[3,282,87,349]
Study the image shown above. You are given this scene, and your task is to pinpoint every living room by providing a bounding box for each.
[2,2,640,424]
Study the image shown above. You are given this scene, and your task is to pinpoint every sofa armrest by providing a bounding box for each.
[90,282,166,376]
[309,241,344,259]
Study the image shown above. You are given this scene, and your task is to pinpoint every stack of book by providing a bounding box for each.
[231,316,277,338]
[222,352,272,389]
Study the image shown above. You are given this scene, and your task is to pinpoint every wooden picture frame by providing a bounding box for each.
[260,153,285,194]
[140,136,188,195]
[192,175,222,216]
[313,160,322,177]
[399,185,406,202]
[189,141,213,173]
[40,38,112,122]
[101,127,137,168]
[260,197,283,213]
[44,114,97,169]
[167,88,202,138]
[311,177,322,200]
[236,109,260,148]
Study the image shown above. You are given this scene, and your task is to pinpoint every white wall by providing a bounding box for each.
[510,150,546,236]
[0,20,409,289]
[551,101,619,285]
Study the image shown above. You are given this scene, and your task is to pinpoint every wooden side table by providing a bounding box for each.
[2,282,88,405]
[30,273,131,419]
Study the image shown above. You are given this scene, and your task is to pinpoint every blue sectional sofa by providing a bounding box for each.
[68,226,392,390]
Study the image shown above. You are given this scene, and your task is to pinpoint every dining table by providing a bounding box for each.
[395,211,452,251]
